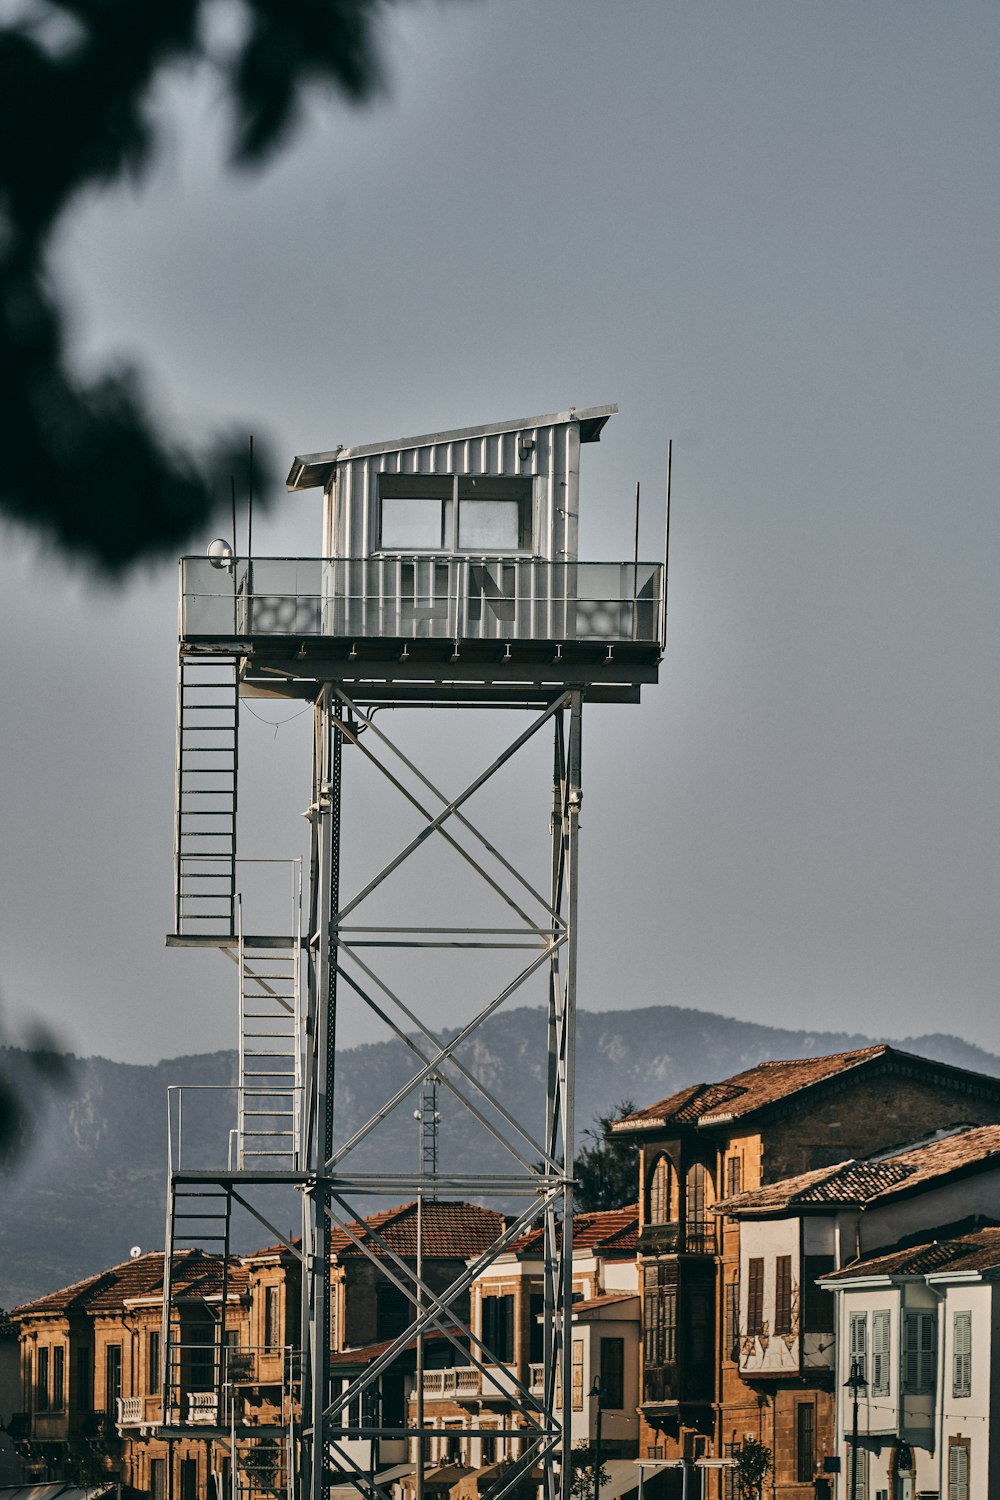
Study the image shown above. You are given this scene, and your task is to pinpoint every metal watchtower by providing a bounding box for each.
[163,404,666,1500]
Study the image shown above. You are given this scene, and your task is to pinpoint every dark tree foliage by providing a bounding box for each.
[573,1100,639,1212]
[0,1029,74,1169]
[734,1437,772,1500]
[0,0,410,572]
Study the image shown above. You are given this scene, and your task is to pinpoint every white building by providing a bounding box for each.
[823,1224,1000,1499]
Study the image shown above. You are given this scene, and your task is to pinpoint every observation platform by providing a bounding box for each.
[180,554,664,706]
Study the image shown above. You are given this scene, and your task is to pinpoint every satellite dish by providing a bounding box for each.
[207,538,234,569]
[130,1246,142,1259]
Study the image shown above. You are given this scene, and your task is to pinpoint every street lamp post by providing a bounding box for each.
[844,1357,868,1500]
[590,1378,605,1500]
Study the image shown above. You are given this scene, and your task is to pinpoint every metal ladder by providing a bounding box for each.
[237,892,302,1168]
[174,654,239,937]
[162,1185,233,1421]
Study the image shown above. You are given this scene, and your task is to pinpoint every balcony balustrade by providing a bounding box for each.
[116,1396,146,1428]
[422,1364,519,1401]
[180,557,663,648]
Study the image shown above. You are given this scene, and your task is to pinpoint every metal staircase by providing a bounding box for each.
[174,654,239,939]
[237,891,303,1168]
[161,1186,234,1424]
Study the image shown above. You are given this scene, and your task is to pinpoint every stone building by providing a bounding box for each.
[612,1045,1000,1497]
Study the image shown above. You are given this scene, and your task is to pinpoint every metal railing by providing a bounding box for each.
[166,1084,304,1173]
[180,556,664,646]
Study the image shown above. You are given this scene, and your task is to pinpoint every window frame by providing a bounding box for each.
[599,1336,625,1409]
[796,1401,815,1484]
[647,1155,671,1226]
[36,1346,50,1412]
[902,1310,936,1395]
[376,473,536,557]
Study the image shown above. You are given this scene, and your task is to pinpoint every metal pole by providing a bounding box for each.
[415,1188,425,1500]
[591,1380,604,1500]
[309,692,341,1500]
[849,1358,861,1500]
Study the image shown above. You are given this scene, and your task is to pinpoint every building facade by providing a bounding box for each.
[613,1045,1000,1497]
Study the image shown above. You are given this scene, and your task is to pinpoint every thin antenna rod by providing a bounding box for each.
[661,439,672,650]
[247,434,254,559]
[633,481,641,571]
[231,476,238,559]
[632,481,640,642]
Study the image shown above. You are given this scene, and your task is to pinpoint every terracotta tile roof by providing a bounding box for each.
[571,1293,639,1314]
[328,1202,505,1260]
[717,1123,1000,1215]
[328,1328,459,1367]
[614,1047,893,1131]
[505,1206,639,1259]
[614,1043,1000,1134]
[822,1225,1000,1282]
[11,1250,247,1317]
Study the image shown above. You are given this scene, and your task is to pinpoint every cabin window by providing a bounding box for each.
[377,474,533,555]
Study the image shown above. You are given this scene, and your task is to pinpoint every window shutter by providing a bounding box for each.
[949,1443,969,1500]
[849,1312,867,1380]
[953,1311,972,1398]
[872,1310,890,1396]
[903,1311,935,1394]
[775,1255,792,1335]
[748,1258,764,1335]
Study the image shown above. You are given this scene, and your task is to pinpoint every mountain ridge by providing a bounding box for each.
[3,1003,998,1309]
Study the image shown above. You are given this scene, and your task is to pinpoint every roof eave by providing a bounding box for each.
[285,405,618,491]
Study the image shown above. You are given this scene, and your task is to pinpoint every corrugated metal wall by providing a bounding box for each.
[324,419,583,562]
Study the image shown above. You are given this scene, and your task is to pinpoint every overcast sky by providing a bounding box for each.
[1,0,998,1066]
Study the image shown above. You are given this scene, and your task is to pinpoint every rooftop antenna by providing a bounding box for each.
[661,437,672,650]
[414,1074,441,1196]
[247,434,254,559]
[632,480,640,638]
[231,475,238,560]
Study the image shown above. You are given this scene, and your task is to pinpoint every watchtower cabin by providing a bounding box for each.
[165,405,666,1500]
[177,405,662,742]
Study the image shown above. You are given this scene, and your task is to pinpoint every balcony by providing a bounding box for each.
[180,556,663,648]
[422,1365,520,1402]
[116,1396,147,1428]
[187,1392,219,1425]
[638,1222,716,1256]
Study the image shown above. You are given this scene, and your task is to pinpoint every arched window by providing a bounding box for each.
[647,1155,672,1225]
[685,1163,715,1253]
